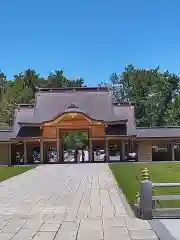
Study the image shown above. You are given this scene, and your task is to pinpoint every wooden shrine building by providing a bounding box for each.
[0,87,180,164]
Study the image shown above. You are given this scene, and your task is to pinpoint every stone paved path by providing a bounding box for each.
[0,164,158,239]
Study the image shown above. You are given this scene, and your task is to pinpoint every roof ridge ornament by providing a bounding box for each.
[66,103,78,109]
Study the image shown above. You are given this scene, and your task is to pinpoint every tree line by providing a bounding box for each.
[0,69,84,127]
[0,65,180,128]
[107,65,180,127]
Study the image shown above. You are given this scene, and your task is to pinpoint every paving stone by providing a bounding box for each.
[103,217,126,227]
[0,215,12,221]
[39,223,60,232]
[125,218,152,230]
[11,228,35,239]
[54,206,67,214]
[1,220,26,233]
[38,214,55,221]
[33,231,56,240]
[0,232,15,240]
[129,229,158,239]
[77,229,103,240]
[0,221,9,230]
[22,220,44,232]
[53,214,66,221]
[60,221,80,231]
[55,230,77,240]
[0,164,158,239]
[104,226,131,240]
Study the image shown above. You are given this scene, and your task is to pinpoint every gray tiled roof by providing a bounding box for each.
[33,88,121,122]
[113,105,136,135]
[0,105,34,141]
[136,127,180,138]
[21,88,128,123]
[13,106,34,134]
[0,131,13,141]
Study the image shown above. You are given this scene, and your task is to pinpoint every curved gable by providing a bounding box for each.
[43,111,92,127]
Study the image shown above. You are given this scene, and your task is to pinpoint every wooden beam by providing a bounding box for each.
[24,140,27,163]
[105,138,109,162]
[172,144,175,161]
[40,140,44,164]
[8,142,11,166]
[88,127,93,162]
[121,140,125,160]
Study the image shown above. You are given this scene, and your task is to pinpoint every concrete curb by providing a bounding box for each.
[149,219,176,240]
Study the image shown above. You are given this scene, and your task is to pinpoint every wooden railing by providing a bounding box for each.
[134,169,180,220]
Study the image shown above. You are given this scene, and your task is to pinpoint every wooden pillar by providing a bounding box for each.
[131,139,134,152]
[8,142,11,166]
[88,127,93,162]
[57,139,60,162]
[105,138,109,162]
[56,127,60,162]
[24,140,27,164]
[127,139,130,153]
[89,138,93,162]
[59,139,64,163]
[121,140,125,161]
[40,140,44,164]
[58,129,63,163]
[172,144,175,161]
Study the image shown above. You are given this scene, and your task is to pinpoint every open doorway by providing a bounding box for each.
[62,131,89,163]
[92,139,106,162]
[11,142,24,165]
[152,143,172,161]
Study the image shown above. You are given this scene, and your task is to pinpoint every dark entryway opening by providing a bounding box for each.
[27,143,40,164]
[152,144,172,161]
[62,131,89,163]
[174,144,180,161]
[108,139,121,162]
[92,139,106,162]
[11,142,24,165]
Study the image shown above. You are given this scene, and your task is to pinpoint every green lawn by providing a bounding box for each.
[110,162,180,208]
[0,166,34,182]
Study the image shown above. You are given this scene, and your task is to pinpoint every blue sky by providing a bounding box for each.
[0,0,180,85]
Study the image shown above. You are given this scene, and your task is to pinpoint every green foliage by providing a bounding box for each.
[0,68,86,147]
[0,69,84,125]
[63,132,88,150]
[0,65,180,128]
[106,65,180,126]
[0,166,34,182]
